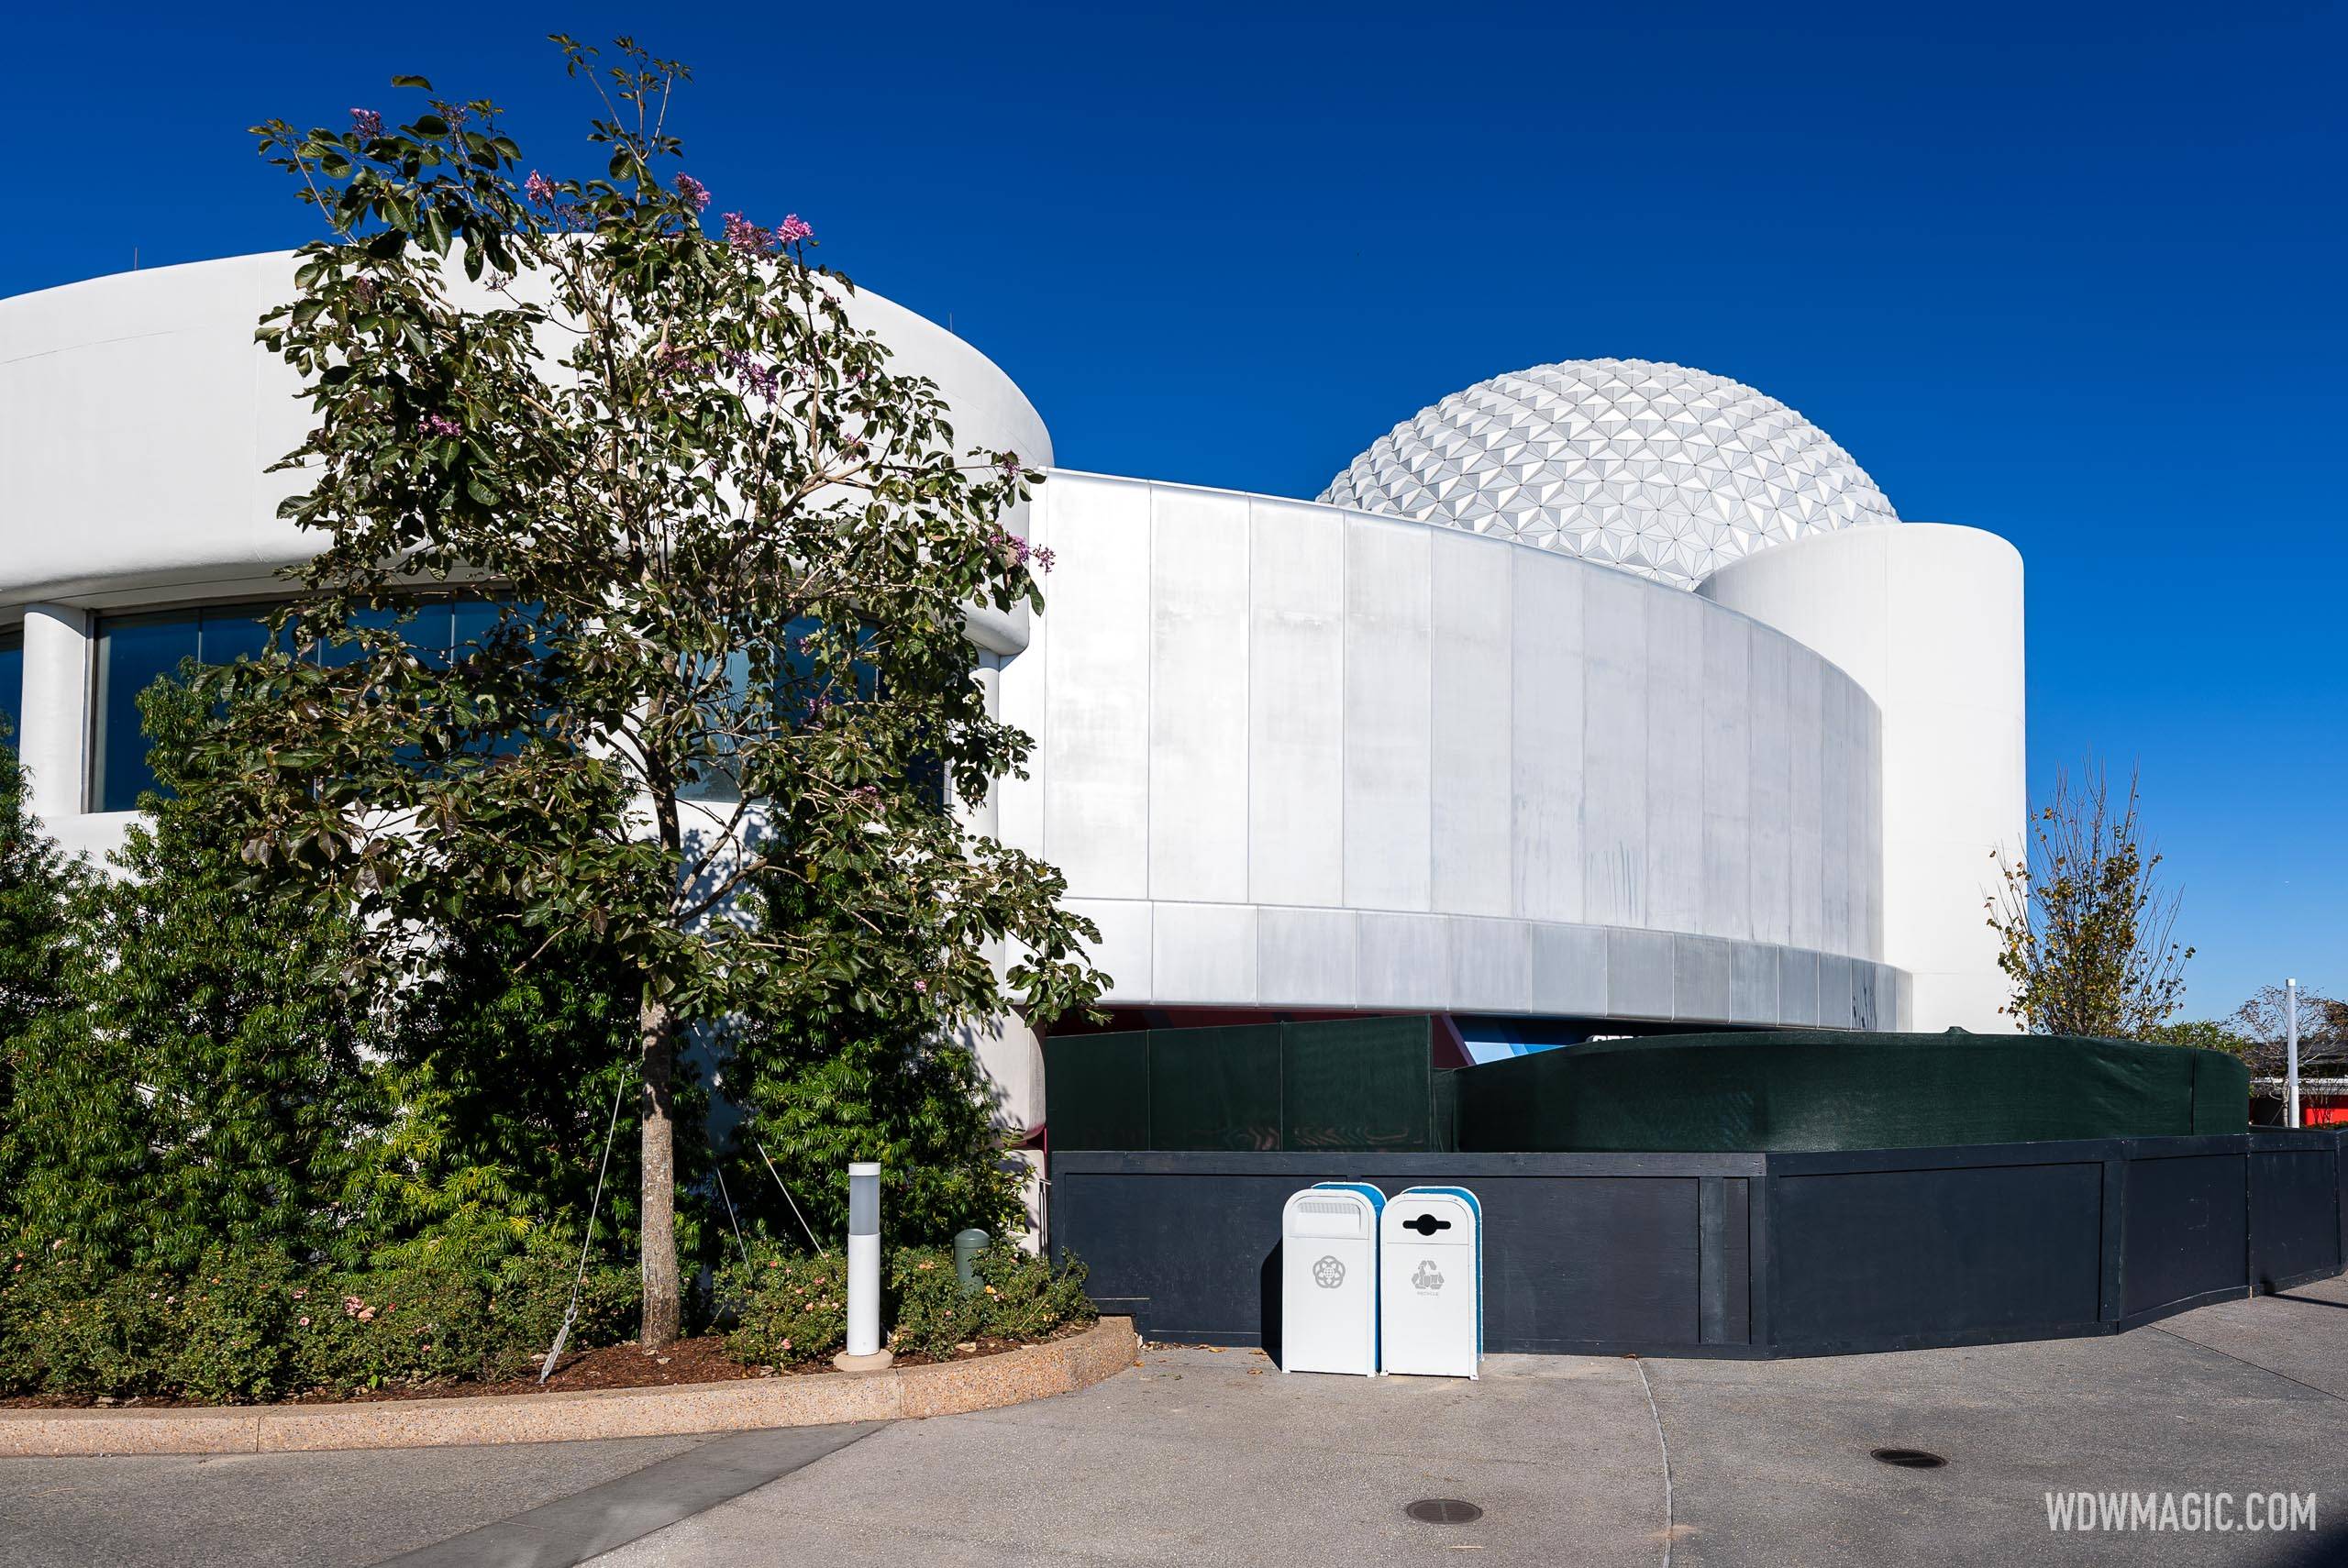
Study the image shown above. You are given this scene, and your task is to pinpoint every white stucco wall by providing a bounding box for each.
[1699,523,2025,1032]
[0,251,1049,612]
[994,471,1905,1088]
[0,252,1048,842]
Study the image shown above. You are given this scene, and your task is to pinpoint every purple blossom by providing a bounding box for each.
[985,526,1055,574]
[722,212,772,254]
[524,171,557,205]
[349,108,382,140]
[776,214,814,245]
[722,348,780,401]
[421,414,462,439]
[674,172,712,212]
[997,454,1023,480]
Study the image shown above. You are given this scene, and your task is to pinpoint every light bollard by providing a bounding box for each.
[833,1161,893,1372]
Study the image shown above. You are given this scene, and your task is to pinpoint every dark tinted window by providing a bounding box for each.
[0,626,22,750]
[94,606,286,812]
[93,599,511,812]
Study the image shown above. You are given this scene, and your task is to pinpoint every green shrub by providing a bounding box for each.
[0,1220,639,1403]
[718,1241,849,1365]
[887,1242,1095,1362]
[887,1247,979,1361]
[0,1245,174,1397]
[972,1241,1094,1340]
[163,1250,306,1403]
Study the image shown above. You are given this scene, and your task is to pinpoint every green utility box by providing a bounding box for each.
[1044,1016,1460,1152]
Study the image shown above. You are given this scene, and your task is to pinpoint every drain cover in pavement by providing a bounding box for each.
[1404,1498,1485,1524]
[1871,1448,1948,1469]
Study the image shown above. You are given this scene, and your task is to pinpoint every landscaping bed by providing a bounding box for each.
[1,1231,1094,1410]
[1,1319,1097,1409]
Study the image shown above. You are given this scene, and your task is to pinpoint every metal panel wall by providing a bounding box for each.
[1050,1132,2346,1361]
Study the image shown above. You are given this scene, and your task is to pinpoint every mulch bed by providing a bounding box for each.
[0,1320,1092,1410]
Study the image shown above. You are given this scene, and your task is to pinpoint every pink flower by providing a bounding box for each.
[780,1338,792,1352]
[913,978,928,995]
[777,215,813,244]
[292,1288,306,1299]
[722,213,772,254]
[674,173,712,212]
[422,414,461,439]
[298,1315,311,1328]
[350,108,382,140]
[358,1308,376,1323]
[524,171,557,205]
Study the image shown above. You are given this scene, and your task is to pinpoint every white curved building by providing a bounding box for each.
[0,254,2026,1145]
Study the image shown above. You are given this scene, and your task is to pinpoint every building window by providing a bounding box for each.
[90,597,515,814]
[92,604,282,812]
[0,625,22,751]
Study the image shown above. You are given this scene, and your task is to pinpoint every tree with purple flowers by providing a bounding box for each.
[217,38,1102,1346]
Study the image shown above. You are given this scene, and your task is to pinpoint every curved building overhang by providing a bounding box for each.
[0,252,1049,655]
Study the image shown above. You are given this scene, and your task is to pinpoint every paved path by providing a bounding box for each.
[0,1424,875,1568]
[592,1275,2348,1568]
[8,1279,2348,1567]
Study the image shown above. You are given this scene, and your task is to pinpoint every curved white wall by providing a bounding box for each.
[1699,523,2025,1032]
[0,253,1048,606]
[994,471,1906,1103]
[0,253,1049,847]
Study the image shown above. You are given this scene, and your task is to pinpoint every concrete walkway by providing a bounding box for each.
[8,1279,2348,1567]
[590,1277,2348,1568]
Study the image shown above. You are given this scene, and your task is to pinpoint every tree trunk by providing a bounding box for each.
[637,986,681,1349]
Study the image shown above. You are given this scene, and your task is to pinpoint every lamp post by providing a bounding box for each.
[834,1161,892,1371]
[2286,978,2301,1131]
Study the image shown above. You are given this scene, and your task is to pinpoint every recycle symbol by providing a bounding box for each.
[1312,1255,1346,1289]
[1412,1259,1445,1293]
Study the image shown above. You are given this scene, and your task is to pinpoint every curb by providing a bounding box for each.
[0,1316,1139,1457]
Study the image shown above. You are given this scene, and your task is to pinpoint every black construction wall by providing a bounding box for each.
[1051,1131,2346,1360]
[1045,1017,1458,1154]
[1452,1032,2252,1154]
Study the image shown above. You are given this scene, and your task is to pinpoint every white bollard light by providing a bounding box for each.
[834,1160,893,1371]
[2287,979,2301,1130]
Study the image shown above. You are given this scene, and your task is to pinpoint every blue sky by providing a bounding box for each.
[6,2,2341,1017]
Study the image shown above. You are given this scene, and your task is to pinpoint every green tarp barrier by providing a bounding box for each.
[1453,1030,2251,1153]
[1044,1016,1455,1152]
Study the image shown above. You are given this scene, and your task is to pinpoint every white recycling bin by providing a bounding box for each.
[1279,1183,1384,1376]
[1379,1186,1482,1378]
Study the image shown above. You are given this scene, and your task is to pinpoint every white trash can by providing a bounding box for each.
[1279,1183,1384,1376]
[1379,1186,1482,1378]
